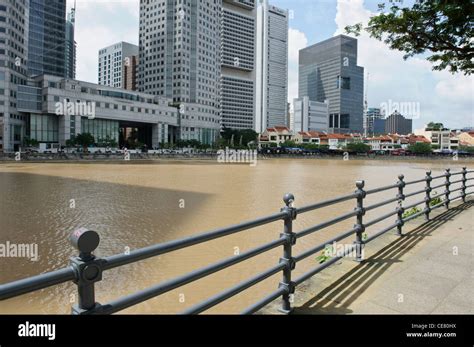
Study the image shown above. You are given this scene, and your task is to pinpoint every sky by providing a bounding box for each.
[67,0,473,130]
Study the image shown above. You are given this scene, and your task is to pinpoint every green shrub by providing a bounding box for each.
[402,206,422,219]
[316,245,333,264]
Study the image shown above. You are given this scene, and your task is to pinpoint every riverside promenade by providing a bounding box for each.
[263,198,473,314]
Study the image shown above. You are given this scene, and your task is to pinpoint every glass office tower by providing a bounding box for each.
[28,0,66,77]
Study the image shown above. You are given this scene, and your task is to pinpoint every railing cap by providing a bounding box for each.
[70,228,100,254]
[356,180,365,189]
[283,193,295,207]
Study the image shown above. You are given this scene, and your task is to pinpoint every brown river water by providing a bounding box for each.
[0,159,469,314]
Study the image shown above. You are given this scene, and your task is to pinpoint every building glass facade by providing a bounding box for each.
[30,114,59,142]
[81,118,119,143]
[299,35,364,133]
[28,0,66,77]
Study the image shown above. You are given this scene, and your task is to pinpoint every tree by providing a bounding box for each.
[408,142,432,154]
[346,142,371,153]
[426,122,444,130]
[345,1,473,75]
[220,128,259,148]
[75,133,95,152]
[23,137,39,147]
[280,140,297,148]
[65,136,76,148]
[97,135,118,148]
[458,146,474,153]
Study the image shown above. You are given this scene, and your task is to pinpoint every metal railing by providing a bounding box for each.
[0,167,473,314]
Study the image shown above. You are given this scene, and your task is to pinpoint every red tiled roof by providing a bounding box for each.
[326,133,349,140]
[266,126,291,133]
[408,135,430,143]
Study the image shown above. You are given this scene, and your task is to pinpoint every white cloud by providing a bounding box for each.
[288,28,308,104]
[334,0,474,129]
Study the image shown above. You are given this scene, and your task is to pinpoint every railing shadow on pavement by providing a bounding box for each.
[292,200,474,314]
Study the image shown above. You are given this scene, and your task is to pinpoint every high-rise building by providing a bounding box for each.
[255,0,288,133]
[221,0,257,130]
[138,0,221,145]
[0,0,30,152]
[365,107,384,136]
[27,0,67,77]
[293,97,329,133]
[64,6,76,79]
[299,35,364,133]
[385,111,412,135]
[123,55,138,91]
[98,42,138,88]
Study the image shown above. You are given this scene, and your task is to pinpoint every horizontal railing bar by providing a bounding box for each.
[449,194,464,201]
[365,196,399,211]
[241,287,287,315]
[0,267,76,301]
[430,191,445,200]
[403,199,426,211]
[364,209,399,228]
[404,178,427,186]
[103,211,287,270]
[294,227,358,263]
[450,172,463,176]
[450,187,464,193]
[294,245,356,286]
[431,174,448,180]
[466,184,474,189]
[364,222,399,243]
[296,193,358,214]
[431,183,446,190]
[365,183,399,195]
[181,263,286,315]
[98,237,287,314]
[402,209,426,223]
[404,189,426,198]
[295,210,359,239]
[450,179,463,185]
[430,200,447,211]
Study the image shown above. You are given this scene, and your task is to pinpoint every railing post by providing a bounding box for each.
[354,181,366,262]
[396,174,405,236]
[461,167,467,203]
[69,228,104,315]
[424,171,432,221]
[279,193,297,314]
[444,169,451,209]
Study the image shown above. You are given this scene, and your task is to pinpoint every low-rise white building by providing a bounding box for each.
[415,127,459,151]
[259,126,294,147]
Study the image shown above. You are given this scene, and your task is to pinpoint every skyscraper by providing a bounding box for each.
[365,107,384,136]
[0,0,30,152]
[98,42,138,88]
[138,0,221,144]
[255,0,288,133]
[299,35,364,133]
[123,55,138,91]
[221,0,257,130]
[64,6,76,79]
[27,0,67,77]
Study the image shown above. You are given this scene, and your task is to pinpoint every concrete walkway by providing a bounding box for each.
[266,198,473,314]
